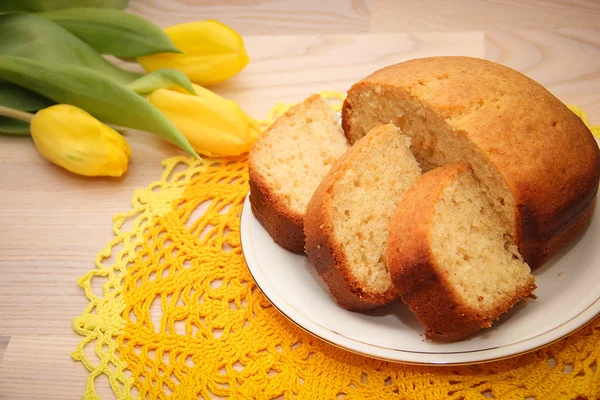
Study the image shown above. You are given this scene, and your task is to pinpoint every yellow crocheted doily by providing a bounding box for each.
[73,94,600,400]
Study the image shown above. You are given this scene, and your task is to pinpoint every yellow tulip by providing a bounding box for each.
[30,104,131,177]
[148,84,260,157]
[138,20,250,86]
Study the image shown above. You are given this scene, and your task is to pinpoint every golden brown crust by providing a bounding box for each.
[305,125,399,311]
[387,163,536,342]
[247,165,305,253]
[248,94,326,253]
[535,192,596,265]
[344,56,600,270]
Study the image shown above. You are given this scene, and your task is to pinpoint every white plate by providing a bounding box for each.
[240,195,600,365]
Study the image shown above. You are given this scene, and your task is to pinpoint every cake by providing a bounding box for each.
[248,94,350,252]
[342,56,600,270]
[304,124,422,310]
[387,163,536,342]
[249,57,599,341]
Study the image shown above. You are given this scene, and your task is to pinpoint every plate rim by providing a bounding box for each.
[240,194,600,365]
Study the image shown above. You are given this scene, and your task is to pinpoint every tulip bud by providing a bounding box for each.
[138,20,250,86]
[148,84,259,157]
[30,104,131,177]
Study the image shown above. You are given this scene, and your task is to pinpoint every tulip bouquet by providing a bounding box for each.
[0,0,258,176]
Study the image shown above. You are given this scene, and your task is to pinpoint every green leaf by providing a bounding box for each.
[0,0,128,12]
[0,83,54,111]
[38,8,180,58]
[0,55,198,157]
[0,83,55,136]
[0,117,30,136]
[0,13,140,84]
[128,69,197,95]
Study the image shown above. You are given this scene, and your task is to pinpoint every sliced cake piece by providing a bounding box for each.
[387,163,536,342]
[305,124,422,311]
[249,94,350,252]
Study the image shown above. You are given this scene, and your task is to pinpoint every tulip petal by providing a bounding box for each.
[148,88,259,157]
[30,104,131,177]
[151,89,245,138]
[138,20,250,86]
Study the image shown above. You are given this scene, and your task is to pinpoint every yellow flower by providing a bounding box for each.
[138,20,250,86]
[568,104,600,139]
[30,104,131,177]
[148,84,260,157]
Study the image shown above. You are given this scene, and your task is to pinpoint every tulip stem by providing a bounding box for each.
[0,105,34,123]
[0,105,129,134]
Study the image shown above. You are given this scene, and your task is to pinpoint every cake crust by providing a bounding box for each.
[305,125,404,311]
[248,169,305,253]
[387,163,537,342]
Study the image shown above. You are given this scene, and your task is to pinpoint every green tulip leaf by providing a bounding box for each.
[0,83,55,136]
[0,83,54,111]
[128,69,197,95]
[0,0,128,12]
[0,13,140,84]
[0,55,198,157]
[0,117,30,136]
[38,8,180,58]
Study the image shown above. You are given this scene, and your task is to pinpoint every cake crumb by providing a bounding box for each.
[558,272,564,277]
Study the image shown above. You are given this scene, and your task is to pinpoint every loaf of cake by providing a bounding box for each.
[343,56,600,270]
[305,124,422,311]
[387,163,536,342]
[248,94,350,252]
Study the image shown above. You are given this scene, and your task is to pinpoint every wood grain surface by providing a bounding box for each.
[127,0,372,33]
[370,0,600,32]
[0,337,8,365]
[0,0,599,398]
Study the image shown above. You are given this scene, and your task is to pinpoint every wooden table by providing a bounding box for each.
[0,1,599,398]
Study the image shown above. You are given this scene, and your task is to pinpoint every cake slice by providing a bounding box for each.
[387,163,536,342]
[248,94,350,252]
[305,124,422,311]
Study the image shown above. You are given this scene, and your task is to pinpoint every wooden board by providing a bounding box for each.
[125,0,600,34]
[0,337,9,365]
[1,1,599,398]
[126,0,372,33]
[370,0,600,32]
[0,336,115,400]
